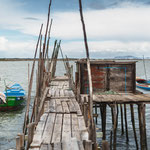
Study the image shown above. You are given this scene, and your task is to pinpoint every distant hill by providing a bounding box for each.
[114,55,140,59]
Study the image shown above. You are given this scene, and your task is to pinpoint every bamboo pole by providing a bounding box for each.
[45,19,53,60]
[78,0,96,146]
[23,24,43,134]
[42,0,52,58]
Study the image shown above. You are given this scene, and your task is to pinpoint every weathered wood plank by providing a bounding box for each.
[62,114,71,142]
[51,114,63,143]
[67,101,77,113]
[56,100,63,113]
[71,114,81,141]
[42,113,56,144]
[30,114,48,148]
[49,99,56,113]
[78,116,88,141]
[72,100,82,115]
[60,89,65,97]
[53,143,62,150]
[40,144,52,150]
[62,101,70,113]
[62,138,80,150]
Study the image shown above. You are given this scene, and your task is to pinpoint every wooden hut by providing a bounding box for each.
[75,59,136,94]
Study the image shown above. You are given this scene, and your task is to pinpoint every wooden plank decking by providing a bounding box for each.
[92,93,150,104]
[29,76,88,150]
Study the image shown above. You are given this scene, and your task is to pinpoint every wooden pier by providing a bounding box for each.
[29,76,89,150]
[15,0,150,150]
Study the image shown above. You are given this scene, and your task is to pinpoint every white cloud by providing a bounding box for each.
[51,6,150,41]
[0,36,36,57]
[1,0,150,57]
[61,40,150,57]
[0,37,8,50]
[0,0,46,36]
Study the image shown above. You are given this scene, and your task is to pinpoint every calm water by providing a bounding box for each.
[0,60,150,150]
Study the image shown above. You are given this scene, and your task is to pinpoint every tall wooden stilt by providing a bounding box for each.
[130,104,139,149]
[124,104,129,143]
[120,104,124,135]
[111,105,117,150]
[100,104,107,140]
[138,103,147,150]
[116,104,119,128]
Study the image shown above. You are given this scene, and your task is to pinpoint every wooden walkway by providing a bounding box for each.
[93,93,150,104]
[29,76,89,150]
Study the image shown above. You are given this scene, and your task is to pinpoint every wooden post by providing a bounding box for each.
[120,104,124,135]
[124,104,129,143]
[27,122,36,149]
[116,104,119,128]
[100,104,107,140]
[130,104,139,149]
[112,105,117,150]
[102,140,110,150]
[23,24,43,134]
[78,0,96,147]
[110,130,112,150]
[138,103,147,150]
[84,97,88,127]
[16,136,21,150]
[17,133,24,150]
[95,103,98,124]
[83,140,92,150]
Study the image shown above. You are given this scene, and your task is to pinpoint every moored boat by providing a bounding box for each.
[0,83,26,111]
[136,78,150,90]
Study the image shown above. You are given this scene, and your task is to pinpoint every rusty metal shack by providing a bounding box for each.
[75,59,136,94]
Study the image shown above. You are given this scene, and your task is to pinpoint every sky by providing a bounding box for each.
[0,0,150,58]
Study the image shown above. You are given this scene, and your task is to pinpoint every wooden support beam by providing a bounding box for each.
[130,104,139,149]
[100,104,107,140]
[112,105,117,150]
[138,103,147,150]
[102,140,110,150]
[78,0,96,147]
[27,122,36,149]
[124,104,129,143]
[120,104,124,135]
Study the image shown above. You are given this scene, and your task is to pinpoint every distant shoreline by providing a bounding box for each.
[0,58,78,61]
[0,58,148,61]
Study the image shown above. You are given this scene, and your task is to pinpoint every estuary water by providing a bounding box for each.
[0,60,150,150]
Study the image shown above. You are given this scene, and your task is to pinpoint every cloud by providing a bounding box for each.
[51,6,150,41]
[61,40,150,58]
[0,36,36,58]
[0,37,8,50]
[24,17,40,21]
[0,0,46,36]
[1,0,150,57]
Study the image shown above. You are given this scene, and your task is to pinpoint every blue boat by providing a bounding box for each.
[0,83,26,111]
[136,78,150,90]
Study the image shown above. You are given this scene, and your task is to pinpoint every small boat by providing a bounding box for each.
[0,83,26,111]
[136,78,150,90]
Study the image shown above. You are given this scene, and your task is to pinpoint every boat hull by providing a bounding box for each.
[0,96,25,111]
[136,84,150,90]
[136,78,150,91]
